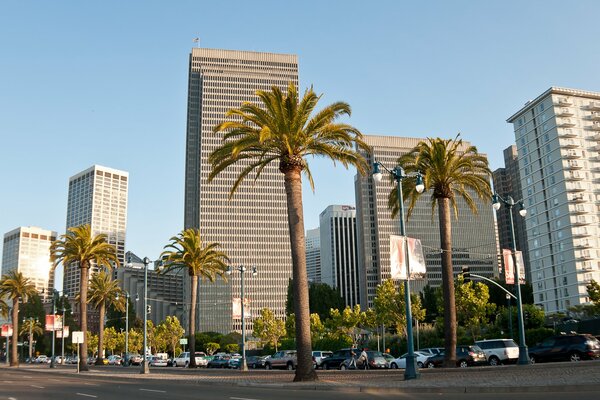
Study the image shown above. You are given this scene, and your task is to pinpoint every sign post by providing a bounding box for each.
[179,338,188,354]
[72,331,84,374]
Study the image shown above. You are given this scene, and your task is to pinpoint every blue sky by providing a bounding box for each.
[1,1,599,289]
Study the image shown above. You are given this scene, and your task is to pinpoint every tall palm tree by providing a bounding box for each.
[160,228,229,368]
[19,318,43,363]
[87,270,125,364]
[50,224,119,371]
[393,135,491,366]
[209,83,368,381]
[0,270,37,366]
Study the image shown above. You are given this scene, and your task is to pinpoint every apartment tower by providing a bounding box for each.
[184,48,298,333]
[507,87,600,313]
[2,226,56,302]
[306,228,321,284]
[355,135,499,308]
[319,205,360,307]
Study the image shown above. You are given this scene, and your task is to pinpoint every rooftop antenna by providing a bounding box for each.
[193,37,200,48]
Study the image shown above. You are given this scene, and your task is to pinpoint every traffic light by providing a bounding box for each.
[146,305,152,314]
[462,266,470,283]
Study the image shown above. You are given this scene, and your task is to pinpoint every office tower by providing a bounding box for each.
[319,205,360,307]
[507,87,600,313]
[184,48,299,333]
[2,226,56,302]
[306,228,321,284]
[492,145,532,282]
[64,165,128,330]
[355,135,499,309]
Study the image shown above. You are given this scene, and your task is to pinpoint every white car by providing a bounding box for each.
[173,351,208,367]
[389,351,430,369]
[149,356,168,367]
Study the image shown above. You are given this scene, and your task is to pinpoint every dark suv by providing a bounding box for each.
[320,348,359,370]
[424,345,487,368]
[528,334,600,364]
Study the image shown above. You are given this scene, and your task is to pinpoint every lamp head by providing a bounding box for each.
[518,202,527,217]
[226,266,233,276]
[252,266,258,276]
[372,162,383,183]
[415,173,425,193]
[492,194,501,210]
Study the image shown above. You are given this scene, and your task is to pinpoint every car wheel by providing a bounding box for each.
[529,356,536,365]
[489,356,500,366]
[417,361,424,368]
[390,362,398,369]
[340,364,347,370]
[324,363,330,370]
[427,362,435,368]
[570,352,582,362]
[265,363,272,370]
[185,362,189,368]
[287,362,294,370]
[459,360,468,368]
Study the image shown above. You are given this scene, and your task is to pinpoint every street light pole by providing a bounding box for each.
[506,293,513,339]
[50,292,57,368]
[493,193,529,365]
[141,257,150,374]
[373,162,424,380]
[61,304,66,365]
[227,265,257,372]
[124,292,129,367]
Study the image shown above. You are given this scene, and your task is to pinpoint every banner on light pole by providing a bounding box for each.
[45,315,63,331]
[503,249,526,284]
[1,324,12,337]
[57,326,69,339]
[232,298,251,319]
[390,235,426,280]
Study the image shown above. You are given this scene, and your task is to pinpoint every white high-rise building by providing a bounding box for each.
[2,226,56,302]
[184,48,299,333]
[355,135,499,309]
[63,165,128,298]
[507,87,600,313]
[319,205,360,307]
[306,228,321,284]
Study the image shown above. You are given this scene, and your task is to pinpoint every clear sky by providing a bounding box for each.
[1,1,599,290]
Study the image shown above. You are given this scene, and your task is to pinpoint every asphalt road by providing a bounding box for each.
[1,367,600,400]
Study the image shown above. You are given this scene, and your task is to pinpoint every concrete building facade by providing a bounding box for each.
[507,87,600,313]
[183,47,298,333]
[355,135,499,309]
[306,228,321,284]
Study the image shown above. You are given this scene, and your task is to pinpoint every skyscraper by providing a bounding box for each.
[184,48,299,333]
[305,228,321,284]
[507,87,600,313]
[2,226,56,302]
[319,205,360,307]
[63,165,128,330]
[355,135,499,309]
[492,145,531,282]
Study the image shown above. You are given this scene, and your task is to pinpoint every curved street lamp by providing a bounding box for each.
[492,193,529,365]
[373,161,424,380]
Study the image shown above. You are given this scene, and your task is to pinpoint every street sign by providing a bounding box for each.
[72,331,84,344]
[1,324,12,337]
[179,338,188,345]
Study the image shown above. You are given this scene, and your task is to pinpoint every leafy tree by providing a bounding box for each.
[310,313,325,342]
[373,279,425,337]
[160,228,229,368]
[210,83,368,382]
[127,329,143,354]
[195,331,223,355]
[205,342,220,355]
[394,135,492,365]
[253,308,286,351]
[103,326,119,355]
[50,224,120,371]
[88,270,125,363]
[587,280,600,306]
[157,316,184,356]
[286,280,345,320]
[86,332,99,356]
[145,320,157,354]
[224,344,239,354]
[106,296,136,332]
[0,270,37,366]
[454,276,495,340]
[420,285,440,323]
[326,305,375,346]
[19,318,43,362]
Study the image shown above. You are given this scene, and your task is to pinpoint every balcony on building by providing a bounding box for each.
[566,182,585,192]
[591,111,600,120]
[588,101,600,110]
[560,118,576,127]
[577,250,593,261]
[571,194,585,203]
[574,239,592,249]
[564,150,582,159]
[556,107,574,117]
[565,171,584,181]
[571,204,588,214]
[560,139,580,148]
[558,98,573,106]
[559,128,577,138]
[590,122,600,131]
[573,228,590,238]
[565,160,582,169]
[572,217,591,226]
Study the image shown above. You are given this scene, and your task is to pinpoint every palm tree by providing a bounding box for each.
[0,270,37,366]
[50,224,119,371]
[160,228,229,368]
[209,83,368,381]
[393,135,491,367]
[88,270,125,364]
[19,318,43,363]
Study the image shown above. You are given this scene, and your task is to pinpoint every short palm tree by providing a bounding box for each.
[393,135,491,366]
[0,270,37,366]
[210,83,368,381]
[50,224,119,371]
[19,318,43,363]
[88,270,125,364]
[160,228,229,368]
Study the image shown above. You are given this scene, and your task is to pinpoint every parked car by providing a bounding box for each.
[173,351,208,367]
[265,350,297,370]
[339,350,388,370]
[250,355,270,369]
[34,355,49,364]
[320,348,359,370]
[528,334,600,364]
[389,351,430,369]
[475,339,519,366]
[418,347,444,357]
[424,345,487,368]
[66,356,79,364]
[312,350,333,369]
[149,356,168,367]
[227,356,243,369]
[381,353,395,366]
[207,354,231,368]
[125,353,143,366]
[106,355,122,365]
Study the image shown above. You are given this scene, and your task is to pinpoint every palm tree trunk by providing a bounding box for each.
[438,197,457,367]
[283,168,317,382]
[80,265,89,371]
[188,274,198,368]
[95,304,105,365]
[10,300,19,367]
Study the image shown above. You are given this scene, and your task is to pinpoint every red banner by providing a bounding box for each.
[45,315,63,331]
[1,324,13,337]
